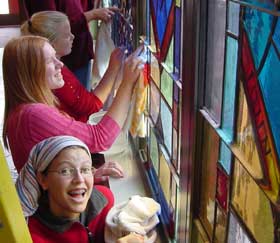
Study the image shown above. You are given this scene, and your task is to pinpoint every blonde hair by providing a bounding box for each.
[2,36,59,147]
[21,11,69,42]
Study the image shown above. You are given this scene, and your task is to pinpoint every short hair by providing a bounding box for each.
[21,11,69,42]
[2,36,58,147]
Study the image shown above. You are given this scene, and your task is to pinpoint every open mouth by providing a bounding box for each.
[68,189,87,202]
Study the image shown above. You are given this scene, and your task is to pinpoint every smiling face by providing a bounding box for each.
[51,20,74,58]
[38,147,93,219]
[43,42,64,89]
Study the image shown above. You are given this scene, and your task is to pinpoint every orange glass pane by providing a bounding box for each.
[199,121,220,237]
[235,84,263,179]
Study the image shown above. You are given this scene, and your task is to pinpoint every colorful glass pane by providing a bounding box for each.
[111,0,134,54]
[273,19,280,51]
[216,166,228,211]
[219,142,231,174]
[214,206,227,243]
[159,153,171,200]
[172,128,178,169]
[227,1,240,36]
[174,7,181,77]
[238,0,275,10]
[241,31,280,204]
[150,0,174,59]
[222,36,238,142]
[161,69,173,107]
[228,212,252,243]
[150,128,159,175]
[259,45,280,160]
[232,159,274,242]
[243,8,273,69]
[235,84,263,179]
[204,0,226,124]
[150,54,160,87]
[149,17,157,53]
[160,98,172,156]
[173,99,178,131]
[163,35,174,73]
[176,0,180,7]
[150,81,160,124]
[199,122,219,237]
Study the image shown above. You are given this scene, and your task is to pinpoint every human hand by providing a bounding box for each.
[93,7,120,22]
[116,232,144,243]
[108,48,125,74]
[94,161,124,182]
[122,45,145,86]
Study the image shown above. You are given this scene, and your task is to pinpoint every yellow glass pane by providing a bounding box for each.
[149,17,157,53]
[235,84,262,179]
[176,0,181,7]
[214,206,226,243]
[159,153,171,200]
[199,122,220,237]
[162,36,174,74]
[150,81,160,124]
[150,54,160,87]
[232,159,274,243]
[161,69,173,107]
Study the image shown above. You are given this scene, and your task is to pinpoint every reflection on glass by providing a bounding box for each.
[222,36,238,142]
[150,54,160,87]
[199,122,219,237]
[232,159,274,242]
[227,1,240,36]
[214,205,227,243]
[228,212,252,243]
[150,81,160,124]
[235,85,263,179]
[161,99,172,155]
[150,128,159,175]
[161,69,173,107]
[204,0,226,124]
[172,128,178,169]
[163,36,174,74]
[159,153,171,200]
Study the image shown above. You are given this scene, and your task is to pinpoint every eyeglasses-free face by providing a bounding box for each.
[38,146,93,219]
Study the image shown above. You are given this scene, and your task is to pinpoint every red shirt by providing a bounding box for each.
[23,0,94,71]
[54,66,103,122]
[28,185,114,243]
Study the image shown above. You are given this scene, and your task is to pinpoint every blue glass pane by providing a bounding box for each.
[238,0,275,10]
[174,7,181,77]
[152,0,173,45]
[219,142,232,174]
[161,98,172,156]
[259,45,280,159]
[243,8,274,69]
[228,1,240,36]
[222,37,238,142]
[272,18,280,54]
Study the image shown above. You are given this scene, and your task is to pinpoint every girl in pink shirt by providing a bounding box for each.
[2,36,144,173]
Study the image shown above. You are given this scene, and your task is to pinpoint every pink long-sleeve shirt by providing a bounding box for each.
[7,103,120,172]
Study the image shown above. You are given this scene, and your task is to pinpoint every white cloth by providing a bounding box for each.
[105,195,161,243]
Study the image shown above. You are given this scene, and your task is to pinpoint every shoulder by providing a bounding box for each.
[94,185,114,206]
